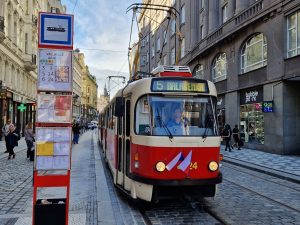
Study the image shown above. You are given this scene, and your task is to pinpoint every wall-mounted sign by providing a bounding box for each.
[38,12,73,49]
[240,87,263,105]
[38,49,72,92]
[262,101,274,112]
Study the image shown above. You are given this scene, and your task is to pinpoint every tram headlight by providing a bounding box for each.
[155,162,166,172]
[208,161,219,172]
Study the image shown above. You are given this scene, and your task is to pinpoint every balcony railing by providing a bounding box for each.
[235,0,263,25]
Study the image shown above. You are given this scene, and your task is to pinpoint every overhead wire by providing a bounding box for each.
[72,0,79,13]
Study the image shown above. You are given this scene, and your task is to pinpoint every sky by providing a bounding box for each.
[61,0,141,96]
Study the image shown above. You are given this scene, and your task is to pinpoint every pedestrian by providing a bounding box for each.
[72,123,80,144]
[7,124,20,160]
[232,124,241,150]
[2,118,12,153]
[24,122,35,158]
[222,124,232,152]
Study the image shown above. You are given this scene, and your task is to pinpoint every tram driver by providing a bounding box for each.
[166,104,189,135]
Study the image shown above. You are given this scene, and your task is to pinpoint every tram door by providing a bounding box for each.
[115,98,131,191]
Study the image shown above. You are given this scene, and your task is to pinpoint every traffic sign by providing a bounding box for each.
[38,12,74,49]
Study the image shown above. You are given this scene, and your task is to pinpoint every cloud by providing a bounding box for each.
[62,0,140,94]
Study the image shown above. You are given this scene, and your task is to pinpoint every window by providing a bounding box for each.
[222,4,228,23]
[171,47,175,65]
[152,44,155,58]
[146,35,149,44]
[146,51,149,63]
[156,37,161,52]
[193,64,204,79]
[25,33,28,54]
[171,19,176,36]
[212,53,227,82]
[135,95,218,136]
[241,33,267,73]
[163,30,167,44]
[287,11,300,57]
[201,0,205,9]
[141,56,146,66]
[181,5,186,24]
[200,25,203,40]
[180,38,185,58]
[163,55,168,65]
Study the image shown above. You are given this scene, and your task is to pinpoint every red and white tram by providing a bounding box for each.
[99,66,222,202]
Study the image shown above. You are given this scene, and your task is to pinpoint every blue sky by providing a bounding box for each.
[61,0,140,95]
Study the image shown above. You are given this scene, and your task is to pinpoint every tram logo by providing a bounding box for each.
[166,151,192,173]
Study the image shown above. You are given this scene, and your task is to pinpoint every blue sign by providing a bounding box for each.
[262,101,274,112]
[39,12,73,49]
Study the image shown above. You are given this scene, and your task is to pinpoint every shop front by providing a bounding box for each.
[240,87,264,145]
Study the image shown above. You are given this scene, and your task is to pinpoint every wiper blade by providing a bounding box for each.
[156,109,173,140]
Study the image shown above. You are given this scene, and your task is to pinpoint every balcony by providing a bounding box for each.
[24,54,37,72]
[0,16,5,43]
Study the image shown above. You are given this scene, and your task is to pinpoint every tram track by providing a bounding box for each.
[223,177,300,213]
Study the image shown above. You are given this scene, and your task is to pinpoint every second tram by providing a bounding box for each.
[99,66,222,202]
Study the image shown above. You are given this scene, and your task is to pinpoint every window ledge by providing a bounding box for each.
[238,65,267,76]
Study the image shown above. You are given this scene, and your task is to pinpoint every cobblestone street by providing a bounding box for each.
[0,132,299,225]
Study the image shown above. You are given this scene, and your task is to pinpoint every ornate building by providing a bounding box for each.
[135,0,300,155]
[0,0,65,139]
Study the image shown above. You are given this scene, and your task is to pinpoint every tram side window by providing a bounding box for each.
[135,96,151,135]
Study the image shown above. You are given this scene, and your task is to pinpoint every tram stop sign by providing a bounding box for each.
[18,104,27,112]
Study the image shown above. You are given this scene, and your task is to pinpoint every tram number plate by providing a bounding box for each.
[189,162,198,170]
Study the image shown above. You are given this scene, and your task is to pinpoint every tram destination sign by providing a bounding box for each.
[151,79,208,93]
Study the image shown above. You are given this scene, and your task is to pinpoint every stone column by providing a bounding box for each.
[208,0,218,34]
[190,0,198,46]
[236,0,249,14]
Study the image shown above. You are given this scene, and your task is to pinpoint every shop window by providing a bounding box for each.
[212,53,227,82]
[241,33,267,73]
[240,103,264,144]
[287,11,300,58]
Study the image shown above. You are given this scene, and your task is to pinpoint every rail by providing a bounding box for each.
[235,0,263,25]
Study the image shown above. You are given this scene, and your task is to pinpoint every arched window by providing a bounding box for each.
[193,64,204,79]
[241,33,267,73]
[212,53,227,82]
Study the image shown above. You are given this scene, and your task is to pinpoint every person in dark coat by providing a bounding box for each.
[7,124,19,160]
[24,122,35,158]
[222,124,232,152]
[72,123,80,144]
[232,124,241,150]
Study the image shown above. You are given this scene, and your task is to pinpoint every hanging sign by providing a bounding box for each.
[240,87,263,105]
[262,101,274,112]
[38,49,72,92]
[38,12,73,49]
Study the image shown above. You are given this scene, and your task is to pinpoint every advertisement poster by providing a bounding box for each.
[37,94,72,123]
[38,49,72,92]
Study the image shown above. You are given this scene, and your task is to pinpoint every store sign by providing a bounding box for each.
[240,88,263,104]
[262,101,274,112]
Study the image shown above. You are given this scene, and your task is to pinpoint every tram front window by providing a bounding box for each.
[135,95,218,136]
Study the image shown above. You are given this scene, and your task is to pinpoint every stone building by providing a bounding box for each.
[136,0,300,155]
[81,65,98,124]
[0,0,65,138]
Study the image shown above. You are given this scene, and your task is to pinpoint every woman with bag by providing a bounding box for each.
[24,122,35,159]
[7,124,19,160]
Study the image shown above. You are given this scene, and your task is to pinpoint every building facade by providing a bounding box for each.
[0,0,65,139]
[81,65,98,124]
[136,0,300,155]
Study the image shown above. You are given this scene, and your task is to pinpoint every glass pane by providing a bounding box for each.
[149,96,218,136]
[288,29,297,51]
[298,12,300,49]
[135,96,151,135]
[288,14,296,29]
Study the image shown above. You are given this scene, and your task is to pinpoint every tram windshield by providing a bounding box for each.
[135,95,218,136]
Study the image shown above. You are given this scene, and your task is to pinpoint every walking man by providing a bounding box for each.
[2,118,12,153]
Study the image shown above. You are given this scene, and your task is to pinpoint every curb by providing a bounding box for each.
[223,157,300,184]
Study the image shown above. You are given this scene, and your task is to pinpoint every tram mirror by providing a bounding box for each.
[115,97,125,117]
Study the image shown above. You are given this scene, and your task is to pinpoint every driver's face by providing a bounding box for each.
[174,109,182,118]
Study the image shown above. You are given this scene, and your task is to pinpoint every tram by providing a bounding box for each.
[98,66,222,202]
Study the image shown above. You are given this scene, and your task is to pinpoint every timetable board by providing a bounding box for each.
[37,94,72,123]
[38,49,72,92]
[35,127,71,170]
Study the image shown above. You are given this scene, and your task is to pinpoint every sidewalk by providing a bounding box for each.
[220,145,300,184]
[0,138,27,159]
